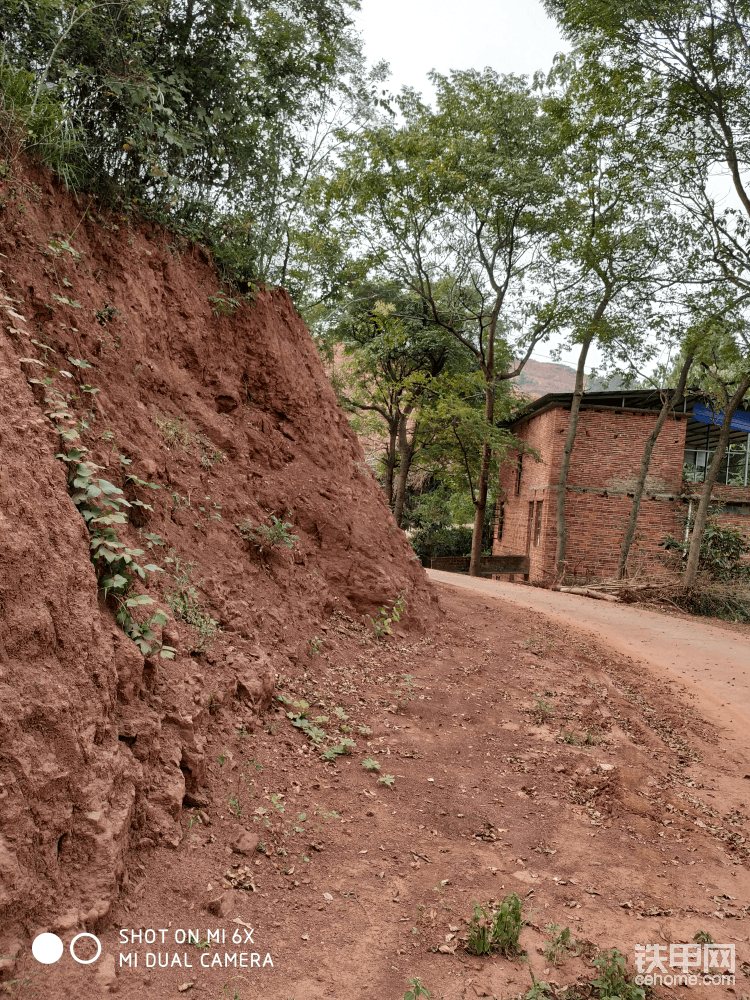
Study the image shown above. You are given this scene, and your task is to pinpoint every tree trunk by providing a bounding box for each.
[684,372,750,586]
[617,354,693,579]
[383,419,399,507]
[469,380,495,577]
[392,408,416,527]
[554,334,594,579]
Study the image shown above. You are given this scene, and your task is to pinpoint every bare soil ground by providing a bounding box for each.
[28,583,750,1000]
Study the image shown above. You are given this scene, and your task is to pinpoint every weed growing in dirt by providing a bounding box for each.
[0,964,48,995]
[20,352,175,659]
[589,949,645,1000]
[367,590,407,638]
[164,553,219,653]
[361,757,381,772]
[542,924,585,965]
[208,290,241,316]
[95,302,120,325]
[308,636,325,656]
[525,972,552,999]
[320,738,356,761]
[404,977,431,1000]
[558,725,598,746]
[694,929,713,944]
[153,412,193,448]
[197,434,224,469]
[466,894,524,957]
[238,513,298,553]
[390,672,418,710]
[529,693,555,724]
[378,774,396,788]
[58,442,173,658]
[277,696,328,745]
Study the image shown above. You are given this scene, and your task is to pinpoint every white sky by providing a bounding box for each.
[354,0,615,376]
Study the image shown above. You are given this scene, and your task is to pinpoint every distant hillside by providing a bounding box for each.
[511,359,627,399]
[511,359,579,398]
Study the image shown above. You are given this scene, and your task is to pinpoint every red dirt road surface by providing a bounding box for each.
[428,570,750,744]
[31,580,750,1000]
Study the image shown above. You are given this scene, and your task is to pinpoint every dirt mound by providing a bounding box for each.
[0,160,437,957]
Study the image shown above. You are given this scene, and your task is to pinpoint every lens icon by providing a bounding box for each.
[32,933,64,965]
[69,932,102,964]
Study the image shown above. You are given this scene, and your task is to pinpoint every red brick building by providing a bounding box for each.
[493,389,750,583]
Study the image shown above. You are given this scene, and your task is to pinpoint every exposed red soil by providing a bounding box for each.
[10,585,749,999]
[0,159,435,973]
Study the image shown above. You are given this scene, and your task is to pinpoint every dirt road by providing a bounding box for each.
[428,570,750,749]
[32,585,750,1000]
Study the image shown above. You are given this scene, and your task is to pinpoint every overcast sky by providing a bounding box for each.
[352,0,619,376]
[356,0,566,94]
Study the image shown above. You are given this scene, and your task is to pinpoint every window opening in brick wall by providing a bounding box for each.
[683,422,750,487]
[496,501,505,540]
[525,500,534,554]
[534,500,543,546]
[515,455,523,495]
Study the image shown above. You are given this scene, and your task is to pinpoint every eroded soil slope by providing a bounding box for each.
[0,161,436,963]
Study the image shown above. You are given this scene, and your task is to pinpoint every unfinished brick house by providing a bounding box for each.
[493,388,750,583]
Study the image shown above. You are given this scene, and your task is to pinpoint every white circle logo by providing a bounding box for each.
[31,933,64,965]
[69,932,102,965]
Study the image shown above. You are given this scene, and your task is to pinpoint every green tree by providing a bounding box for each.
[543,48,685,578]
[323,282,474,522]
[325,69,565,574]
[544,0,750,583]
[0,0,363,282]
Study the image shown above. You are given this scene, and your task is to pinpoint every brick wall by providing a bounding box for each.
[492,404,730,582]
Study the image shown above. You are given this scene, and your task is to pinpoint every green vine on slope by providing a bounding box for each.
[20,348,175,659]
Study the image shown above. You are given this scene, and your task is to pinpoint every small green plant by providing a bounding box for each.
[320,738,356,761]
[47,237,82,261]
[404,977,432,1000]
[227,793,243,819]
[197,434,224,468]
[95,302,120,326]
[308,636,325,655]
[152,412,194,449]
[367,589,408,638]
[277,695,328,745]
[589,949,645,1000]
[208,290,241,316]
[54,441,174,659]
[693,929,713,944]
[164,553,219,653]
[467,903,493,956]
[466,894,524,958]
[238,513,298,553]
[361,757,381,772]
[530,693,555,724]
[525,972,552,999]
[378,773,396,788]
[542,924,582,966]
[187,810,203,830]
